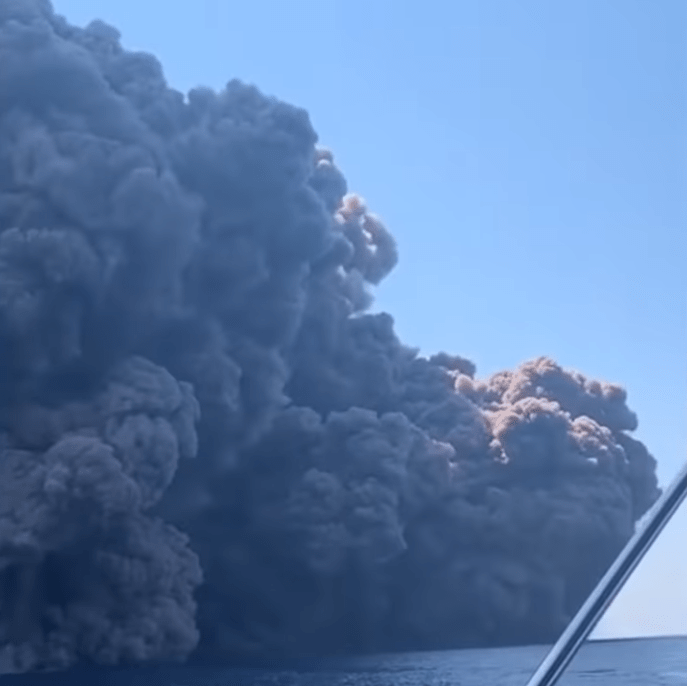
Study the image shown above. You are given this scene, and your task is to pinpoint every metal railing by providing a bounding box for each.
[525,459,687,686]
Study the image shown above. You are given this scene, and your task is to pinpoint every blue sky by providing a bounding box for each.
[53,0,686,641]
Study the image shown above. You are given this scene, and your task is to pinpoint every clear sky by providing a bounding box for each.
[52,0,687,642]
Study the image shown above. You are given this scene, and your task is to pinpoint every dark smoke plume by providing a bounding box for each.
[0,0,660,673]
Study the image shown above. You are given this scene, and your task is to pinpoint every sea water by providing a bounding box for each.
[3,636,686,685]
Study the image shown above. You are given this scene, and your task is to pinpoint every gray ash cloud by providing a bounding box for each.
[0,0,660,673]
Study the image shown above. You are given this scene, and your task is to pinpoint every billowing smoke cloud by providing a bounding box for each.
[0,0,660,674]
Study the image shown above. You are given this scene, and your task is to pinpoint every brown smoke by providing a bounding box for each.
[0,0,660,673]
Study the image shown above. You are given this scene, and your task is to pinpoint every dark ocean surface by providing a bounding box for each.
[3,636,686,686]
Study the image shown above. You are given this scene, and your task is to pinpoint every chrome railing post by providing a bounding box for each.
[524,459,687,686]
